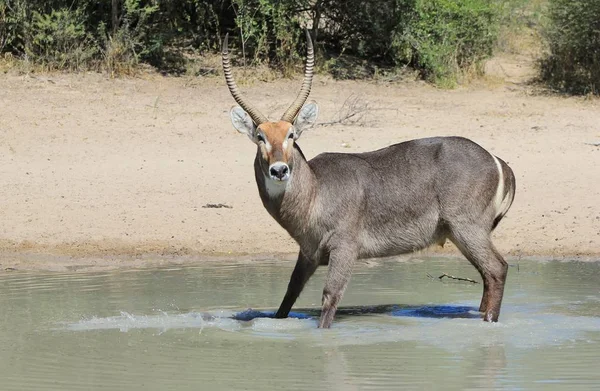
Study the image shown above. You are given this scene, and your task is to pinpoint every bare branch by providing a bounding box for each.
[438,273,479,284]
[292,7,315,13]
[318,94,371,127]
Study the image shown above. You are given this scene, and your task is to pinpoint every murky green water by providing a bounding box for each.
[0,258,599,390]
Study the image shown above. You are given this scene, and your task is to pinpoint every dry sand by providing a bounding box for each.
[1,56,599,270]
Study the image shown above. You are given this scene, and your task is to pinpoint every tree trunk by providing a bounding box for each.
[312,0,322,45]
[112,0,119,35]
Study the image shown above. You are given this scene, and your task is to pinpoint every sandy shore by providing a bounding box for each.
[0,59,599,270]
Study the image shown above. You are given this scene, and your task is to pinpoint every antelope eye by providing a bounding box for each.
[256,134,265,143]
[288,132,294,139]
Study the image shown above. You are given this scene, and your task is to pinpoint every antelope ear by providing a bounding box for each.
[230,106,256,140]
[293,101,318,139]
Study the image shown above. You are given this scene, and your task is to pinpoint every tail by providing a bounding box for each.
[491,156,516,230]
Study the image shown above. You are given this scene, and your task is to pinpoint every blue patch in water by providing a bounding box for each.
[232,304,480,321]
[390,305,480,319]
[232,309,312,321]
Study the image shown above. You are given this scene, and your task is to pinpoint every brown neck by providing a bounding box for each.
[254,144,316,240]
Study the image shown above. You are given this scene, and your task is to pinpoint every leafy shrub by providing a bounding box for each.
[230,0,304,74]
[99,0,160,75]
[26,8,98,70]
[0,0,30,55]
[394,0,499,86]
[320,0,413,62]
[540,0,600,94]
[314,0,499,86]
[0,0,501,85]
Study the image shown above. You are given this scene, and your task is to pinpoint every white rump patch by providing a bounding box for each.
[490,154,511,218]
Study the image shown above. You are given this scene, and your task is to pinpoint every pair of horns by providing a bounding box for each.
[222,30,314,125]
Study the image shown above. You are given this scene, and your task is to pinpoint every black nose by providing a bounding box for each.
[270,164,289,179]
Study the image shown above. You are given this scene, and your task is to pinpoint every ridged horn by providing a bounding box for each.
[281,30,315,123]
[221,33,268,125]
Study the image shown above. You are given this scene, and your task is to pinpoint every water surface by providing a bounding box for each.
[0,258,599,390]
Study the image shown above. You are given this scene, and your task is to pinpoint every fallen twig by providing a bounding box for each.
[584,142,600,146]
[202,203,232,209]
[438,273,478,284]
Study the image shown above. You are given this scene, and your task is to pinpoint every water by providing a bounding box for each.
[0,257,599,390]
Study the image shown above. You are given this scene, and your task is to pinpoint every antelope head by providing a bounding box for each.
[222,31,319,182]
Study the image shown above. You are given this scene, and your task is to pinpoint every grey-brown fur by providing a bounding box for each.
[221,31,516,328]
[258,137,515,328]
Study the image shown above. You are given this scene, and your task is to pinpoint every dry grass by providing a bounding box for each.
[183,52,300,89]
[498,26,543,56]
[495,0,547,56]
[0,53,46,75]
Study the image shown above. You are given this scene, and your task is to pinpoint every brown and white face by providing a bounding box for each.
[229,103,318,182]
[222,29,317,183]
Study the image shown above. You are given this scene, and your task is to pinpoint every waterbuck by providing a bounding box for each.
[221,31,516,328]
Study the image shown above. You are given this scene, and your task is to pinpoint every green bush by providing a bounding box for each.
[394,0,499,86]
[0,0,29,54]
[0,0,501,85]
[230,0,304,72]
[99,0,160,74]
[317,0,499,86]
[27,8,98,70]
[541,0,600,94]
[0,0,219,73]
[320,0,414,61]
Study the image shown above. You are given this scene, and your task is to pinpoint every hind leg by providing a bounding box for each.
[450,226,508,322]
[319,247,356,328]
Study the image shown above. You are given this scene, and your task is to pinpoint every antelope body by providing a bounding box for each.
[222,32,516,328]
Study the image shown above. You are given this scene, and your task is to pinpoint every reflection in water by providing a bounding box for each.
[323,346,361,391]
[1,258,599,390]
[473,345,508,390]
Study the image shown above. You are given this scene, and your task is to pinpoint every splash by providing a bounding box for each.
[62,303,600,351]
